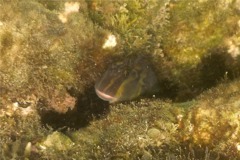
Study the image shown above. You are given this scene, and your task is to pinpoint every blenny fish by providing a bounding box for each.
[95,56,158,103]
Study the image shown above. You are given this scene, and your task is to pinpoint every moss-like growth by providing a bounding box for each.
[179,79,240,158]
[0,0,240,159]
[0,97,50,159]
[163,0,238,66]
[87,0,170,54]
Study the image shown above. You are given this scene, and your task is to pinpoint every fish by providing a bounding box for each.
[95,56,158,103]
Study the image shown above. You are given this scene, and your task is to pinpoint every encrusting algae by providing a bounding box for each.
[0,0,240,159]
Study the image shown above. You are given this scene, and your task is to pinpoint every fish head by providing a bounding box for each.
[95,57,158,103]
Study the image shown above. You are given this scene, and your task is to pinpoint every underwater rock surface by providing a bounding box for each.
[0,0,240,159]
[1,79,240,159]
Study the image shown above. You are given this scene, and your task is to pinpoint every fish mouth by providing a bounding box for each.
[95,88,118,103]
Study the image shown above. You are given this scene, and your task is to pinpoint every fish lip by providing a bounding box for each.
[95,88,118,103]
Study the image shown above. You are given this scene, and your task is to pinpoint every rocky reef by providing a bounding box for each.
[0,0,240,159]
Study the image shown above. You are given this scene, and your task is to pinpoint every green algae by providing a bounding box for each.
[163,0,237,66]
[87,0,170,54]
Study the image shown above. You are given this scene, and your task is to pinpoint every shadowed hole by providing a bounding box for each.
[38,86,109,130]
[37,47,240,130]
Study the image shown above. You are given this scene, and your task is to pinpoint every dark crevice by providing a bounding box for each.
[37,47,240,130]
[155,47,239,102]
[197,48,235,89]
[38,86,109,130]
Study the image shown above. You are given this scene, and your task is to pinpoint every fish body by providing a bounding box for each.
[95,56,158,103]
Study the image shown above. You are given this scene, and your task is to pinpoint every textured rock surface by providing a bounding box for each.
[0,0,240,159]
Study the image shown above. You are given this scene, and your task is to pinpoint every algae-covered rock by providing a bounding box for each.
[0,0,111,112]
[0,96,50,159]
[40,131,74,151]
[1,80,239,159]
[179,80,240,158]
[0,0,240,159]
[66,79,240,159]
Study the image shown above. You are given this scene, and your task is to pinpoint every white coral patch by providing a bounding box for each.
[64,2,80,15]
[102,34,117,49]
[227,40,240,58]
[58,2,80,23]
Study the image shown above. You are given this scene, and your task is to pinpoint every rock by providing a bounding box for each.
[147,128,161,140]
[40,131,74,151]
